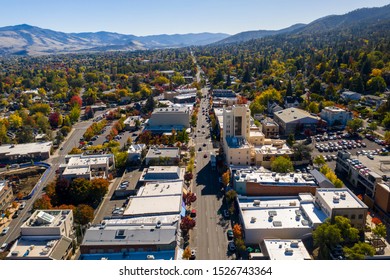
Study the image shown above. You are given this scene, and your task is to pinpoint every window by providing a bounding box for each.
[358,214,363,219]
[351,214,356,220]
[115,229,126,238]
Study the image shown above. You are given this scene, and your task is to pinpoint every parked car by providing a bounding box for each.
[227,230,234,240]
[1,226,10,235]
[223,210,230,218]
[228,241,236,252]
[0,242,8,252]
[19,201,26,209]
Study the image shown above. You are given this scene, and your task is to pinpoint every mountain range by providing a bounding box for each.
[0,24,229,56]
[0,4,390,56]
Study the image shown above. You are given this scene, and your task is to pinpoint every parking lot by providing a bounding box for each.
[310,132,388,170]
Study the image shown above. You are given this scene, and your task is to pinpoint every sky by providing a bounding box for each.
[1,0,389,36]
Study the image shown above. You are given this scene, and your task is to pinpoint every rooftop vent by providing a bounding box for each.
[273,221,282,227]
[340,193,346,200]
[333,196,340,203]
[253,200,260,206]
[250,217,257,223]
[285,248,294,255]
[290,241,299,248]
[147,255,155,260]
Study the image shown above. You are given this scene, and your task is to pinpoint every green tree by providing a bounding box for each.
[308,101,319,114]
[372,223,387,239]
[286,134,295,147]
[114,151,128,169]
[343,242,375,260]
[225,189,237,204]
[17,125,34,143]
[271,156,293,173]
[29,103,51,116]
[346,119,364,134]
[367,121,378,131]
[314,155,326,166]
[63,115,72,127]
[293,142,312,161]
[69,106,81,124]
[70,178,92,205]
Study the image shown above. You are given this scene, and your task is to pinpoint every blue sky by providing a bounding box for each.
[1,0,389,35]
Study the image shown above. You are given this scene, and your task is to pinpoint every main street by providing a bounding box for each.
[190,52,232,260]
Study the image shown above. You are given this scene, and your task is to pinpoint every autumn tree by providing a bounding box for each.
[222,170,230,187]
[49,112,63,128]
[233,224,243,239]
[70,95,83,108]
[74,204,94,225]
[33,194,52,210]
[180,216,196,233]
[182,247,192,260]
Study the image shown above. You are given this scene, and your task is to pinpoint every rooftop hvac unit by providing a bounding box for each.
[340,193,346,200]
[275,176,279,182]
[11,251,19,256]
[285,248,294,255]
[333,196,340,203]
[147,255,155,260]
[250,217,257,223]
[29,245,35,250]
[290,201,297,206]
[290,241,299,248]
[294,177,298,183]
[253,200,260,206]
[156,221,162,228]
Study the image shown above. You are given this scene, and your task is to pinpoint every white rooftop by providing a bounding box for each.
[323,106,346,112]
[23,210,72,228]
[140,166,184,182]
[235,170,317,186]
[238,195,327,230]
[0,141,52,156]
[124,196,182,216]
[263,239,311,260]
[254,144,292,155]
[316,188,368,209]
[146,147,180,159]
[140,181,182,197]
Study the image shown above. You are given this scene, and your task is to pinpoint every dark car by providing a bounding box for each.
[227,230,234,240]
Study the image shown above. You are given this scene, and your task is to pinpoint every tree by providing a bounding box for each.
[180,216,196,232]
[114,151,128,169]
[70,178,92,205]
[293,142,312,161]
[70,95,82,108]
[63,115,72,127]
[384,131,390,145]
[183,192,197,206]
[232,224,242,239]
[84,106,94,119]
[346,119,363,134]
[8,112,23,129]
[33,194,52,210]
[184,172,193,182]
[74,204,94,225]
[29,103,51,116]
[372,223,387,239]
[367,121,378,131]
[17,125,34,143]
[286,134,295,147]
[69,147,83,154]
[222,170,230,187]
[89,178,109,207]
[69,105,81,124]
[313,220,343,259]
[314,155,326,166]
[225,189,237,204]
[131,75,140,92]
[49,112,62,128]
[182,247,191,260]
[271,156,293,173]
[343,242,375,260]
[235,237,247,252]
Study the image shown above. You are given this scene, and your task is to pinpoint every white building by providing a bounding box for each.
[145,147,180,166]
[7,210,74,260]
[123,116,141,131]
[315,188,368,229]
[127,144,146,162]
[320,106,352,128]
[237,194,327,245]
[59,154,115,180]
[222,105,292,167]
[139,166,185,182]
[262,239,311,260]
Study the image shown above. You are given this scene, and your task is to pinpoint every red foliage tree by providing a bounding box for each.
[184,172,193,182]
[70,95,82,108]
[49,112,61,128]
[372,217,382,225]
[74,204,94,225]
[180,216,196,232]
[33,194,52,210]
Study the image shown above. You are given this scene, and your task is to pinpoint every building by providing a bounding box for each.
[237,194,327,245]
[341,91,362,101]
[309,169,336,189]
[212,89,238,107]
[320,106,352,128]
[145,147,180,166]
[80,215,179,257]
[362,95,386,109]
[139,166,185,182]
[59,154,115,181]
[222,105,292,167]
[0,180,13,214]
[233,168,318,196]
[212,89,236,98]
[273,108,321,136]
[261,118,279,138]
[0,142,52,163]
[146,107,191,133]
[7,210,74,260]
[123,181,183,217]
[315,188,368,229]
[123,116,141,131]
[173,93,196,104]
[284,96,300,109]
[127,144,146,162]
[336,151,390,216]
[261,239,311,260]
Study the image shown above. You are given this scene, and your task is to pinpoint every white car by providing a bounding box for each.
[0,242,8,252]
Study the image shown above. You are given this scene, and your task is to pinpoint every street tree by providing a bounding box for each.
[222,170,230,187]
[314,155,326,166]
[74,204,94,225]
[372,223,387,239]
[343,242,375,260]
[346,119,364,134]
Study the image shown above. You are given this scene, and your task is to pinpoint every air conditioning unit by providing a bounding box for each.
[250,217,257,223]
[290,241,299,248]
[253,200,260,206]
[285,248,294,255]
[333,196,340,203]
[147,255,155,260]
[340,193,346,200]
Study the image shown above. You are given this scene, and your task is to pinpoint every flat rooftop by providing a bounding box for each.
[250,130,265,137]
[274,108,320,123]
[226,137,250,148]
[7,236,72,259]
[140,166,184,182]
[316,188,368,209]
[146,147,179,159]
[254,144,292,155]
[263,239,311,260]
[152,107,190,114]
[0,180,7,193]
[23,210,72,228]
[0,141,52,156]
[124,195,182,216]
[238,195,327,230]
[67,156,109,167]
[62,166,90,176]
[140,181,182,197]
[355,155,390,178]
[234,170,317,186]
[323,106,347,112]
